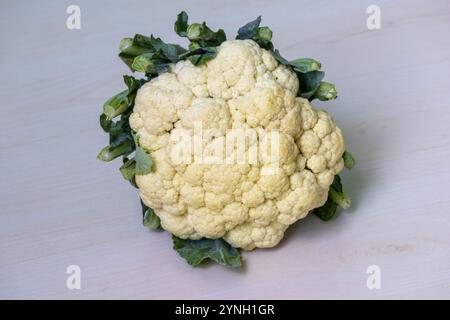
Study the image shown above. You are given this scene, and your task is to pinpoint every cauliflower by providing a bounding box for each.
[129,40,345,250]
[98,12,354,267]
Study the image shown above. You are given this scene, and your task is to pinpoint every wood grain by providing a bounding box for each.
[1,0,449,299]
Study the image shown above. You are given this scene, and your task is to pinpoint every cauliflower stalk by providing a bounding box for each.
[98,12,354,268]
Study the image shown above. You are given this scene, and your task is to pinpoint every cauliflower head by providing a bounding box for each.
[129,40,345,250]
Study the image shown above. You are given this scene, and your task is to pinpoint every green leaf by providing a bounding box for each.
[121,76,146,111]
[343,151,355,169]
[236,16,262,40]
[118,36,155,70]
[189,53,216,65]
[178,46,214,58]
[297,70,325,100]
[123,75,145,93]
[132,53,153,73]
[256,26,272,42]
[130,41,184,74]
[141,201,160,230]
[119,157,136,181]
[187,23,210,41]
[119,37,151,56]
[187,23,226,47]
[313,197,338,221]
[131,52,164,73]
[119,34,186,69]
[331,175,343,193]
[172,236,242,268]
[190,50,216,65]
[162,44,187,62]
[179,47,217,66]
[272,49,289,65]
[290,58,321,73]
[109,131,132,149]
[103,90,131,120]
[254,26,273,49]
[107,116,133,148]
[174,12,225,65]
[99,114,112,132]
[330,188,351,209]
[97,140,133,162]
[236,16,273,49]
[188,41,202,50]
[314,175,351,220]
[313,81,338,101]
[174,11,189,37]
[132,34,154,48]
[134,145,153,175]
[149,36,187,62]
[177,10,226,49]
[329,175,351,209]
[119,36,151,70]
[289,60,337,102]
[143,207,160,230]
[118,52,135,69]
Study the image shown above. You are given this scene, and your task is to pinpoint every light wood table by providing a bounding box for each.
[1,0,449,299]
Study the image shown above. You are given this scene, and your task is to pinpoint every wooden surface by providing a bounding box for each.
[1,0,450,299]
